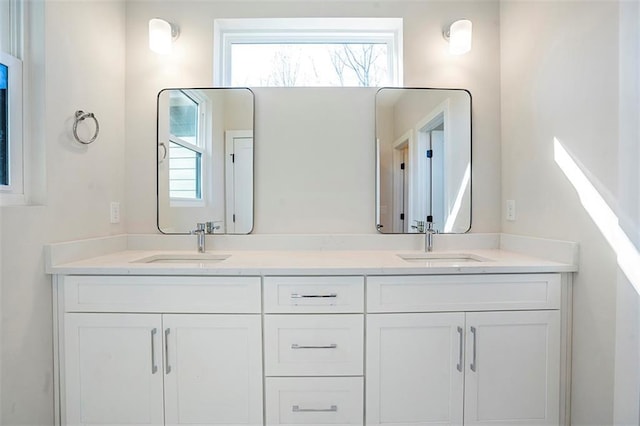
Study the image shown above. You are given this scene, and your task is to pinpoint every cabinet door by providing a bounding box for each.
[464,311,560,426]
[63,313,164,426]
[366,313,465,426]
[162,314,263,426]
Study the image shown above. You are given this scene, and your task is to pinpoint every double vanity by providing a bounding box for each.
[39,83,575,425]
[47,233,577,426]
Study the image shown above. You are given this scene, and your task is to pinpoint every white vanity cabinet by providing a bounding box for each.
[366,274,565,426]
[52,267,571,426]
[55,275,263,426]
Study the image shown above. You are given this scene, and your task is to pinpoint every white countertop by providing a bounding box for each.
[46,247,577,276]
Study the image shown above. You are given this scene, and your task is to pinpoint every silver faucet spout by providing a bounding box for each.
[425,219,436,252]
[191,223,206,253]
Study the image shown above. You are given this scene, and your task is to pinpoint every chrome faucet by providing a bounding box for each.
[191,223,206,253]
[425,216,438,252]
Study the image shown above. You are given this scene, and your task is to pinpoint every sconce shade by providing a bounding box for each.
[149,18,178,54]
[447,19,472,55]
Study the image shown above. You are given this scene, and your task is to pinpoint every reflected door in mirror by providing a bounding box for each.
[375,88,471,234]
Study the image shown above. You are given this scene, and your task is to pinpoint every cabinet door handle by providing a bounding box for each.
[164,328,171,374]
[290,293,338,299]
[456,326,463,373]
[150,328,158,374]
[291,343,338,350]
[470,326,477,372]
[292,405,338,413]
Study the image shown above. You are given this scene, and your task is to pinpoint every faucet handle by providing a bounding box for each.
[191,223,206,234]
[411,220,426,233]
[206,221,223,234]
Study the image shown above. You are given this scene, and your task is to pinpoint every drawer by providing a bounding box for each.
[63,275,261,313]
[264,276,364,313]
[265,315,364,376]
[367,274,561,312]
[266,377,363,426]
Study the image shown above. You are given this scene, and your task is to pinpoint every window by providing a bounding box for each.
[214,18,403,87]
[168,90,207,202]
[0,0,25,204]
[0,62,8,185]
[0,51,23,199]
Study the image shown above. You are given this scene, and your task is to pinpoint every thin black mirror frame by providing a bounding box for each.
[374,87,473,234]
[156,87,256,235]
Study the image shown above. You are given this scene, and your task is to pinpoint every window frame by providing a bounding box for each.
[213,18,403,87]
[168,89,210,206]
[0,51,23,203]
[0,0,25,205]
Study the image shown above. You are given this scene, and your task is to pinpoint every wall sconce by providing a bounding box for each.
[443,19,472,55]
[149,18,180,54]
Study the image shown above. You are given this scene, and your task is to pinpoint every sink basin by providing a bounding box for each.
[134,254,231,264]
[397,253,489,263]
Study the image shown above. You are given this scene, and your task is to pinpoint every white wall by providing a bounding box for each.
[0,1,126,424]
[614,1,640,424]
[125,0,502,234]
[500,2,623,424]
[614,276,640,426]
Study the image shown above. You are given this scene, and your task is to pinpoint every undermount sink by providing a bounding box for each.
[133,253,231,264]
[397,253,490,263]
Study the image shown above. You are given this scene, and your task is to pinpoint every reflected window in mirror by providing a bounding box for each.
[158,88,254,235]
[168,90,207,202]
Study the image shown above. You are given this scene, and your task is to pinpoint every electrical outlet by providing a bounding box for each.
[506,199,516,221]
[110,202,120,224]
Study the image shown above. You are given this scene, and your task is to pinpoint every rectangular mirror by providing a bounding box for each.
[157,88,254,234]
[376,88,471,234]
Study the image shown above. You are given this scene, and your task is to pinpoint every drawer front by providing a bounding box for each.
[63,275,261,313]
[265,315,364,376]
[266,377,363,426]
[367,274,561,312]
[264,276,364,313]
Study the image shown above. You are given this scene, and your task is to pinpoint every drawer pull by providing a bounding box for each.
[291,293,338,299]
[291,343,338,350]
[292,404,338,413]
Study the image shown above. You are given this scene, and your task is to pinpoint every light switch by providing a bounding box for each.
[110,202,120,224]
[506,199,516,221]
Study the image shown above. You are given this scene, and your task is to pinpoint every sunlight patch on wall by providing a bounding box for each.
[443,163,470,233]
[554,138,640,294]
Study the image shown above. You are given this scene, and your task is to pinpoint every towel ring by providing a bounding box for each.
[73,110,99,145]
